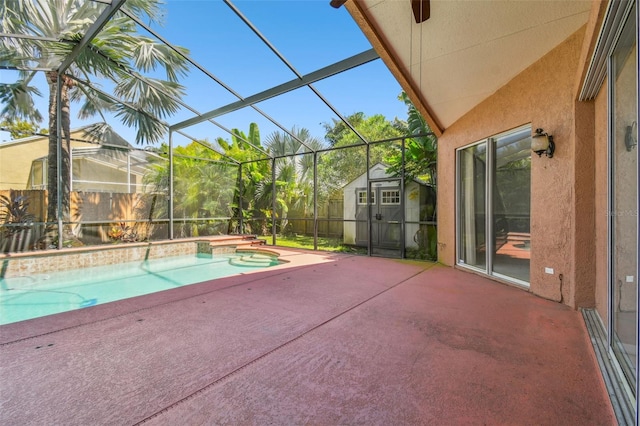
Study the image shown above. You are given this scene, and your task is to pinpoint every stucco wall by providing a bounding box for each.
[0,132,99,190]
[0,138,49,190]
[437,27,586,303]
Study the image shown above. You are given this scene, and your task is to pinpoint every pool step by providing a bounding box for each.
[228,252,278,268]
[208,234,265,254]
[236,255,274,264]
[229,258,277,268]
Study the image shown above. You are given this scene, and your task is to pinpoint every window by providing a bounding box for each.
[27,158,46,190]
[381,189,400,205]
[357,190,375,205]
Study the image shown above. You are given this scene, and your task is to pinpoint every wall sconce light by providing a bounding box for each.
[531,128,555,158]
[625,121,637,152]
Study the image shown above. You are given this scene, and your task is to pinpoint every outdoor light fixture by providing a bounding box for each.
[625,121,637,152]
[531,128,555,158]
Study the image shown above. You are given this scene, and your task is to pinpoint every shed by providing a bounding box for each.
[343,163,435,250]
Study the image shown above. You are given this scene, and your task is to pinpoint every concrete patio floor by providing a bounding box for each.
[0,248,614,425]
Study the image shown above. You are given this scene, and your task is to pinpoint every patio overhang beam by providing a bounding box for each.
[221,0,370,145]
[57,0,127,74]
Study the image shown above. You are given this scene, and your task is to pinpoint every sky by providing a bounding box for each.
[0,0,408,148]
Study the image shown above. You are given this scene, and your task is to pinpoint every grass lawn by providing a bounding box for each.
[257,235,367,254]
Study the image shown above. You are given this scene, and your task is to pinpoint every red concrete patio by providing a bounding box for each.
[0,248,614,425]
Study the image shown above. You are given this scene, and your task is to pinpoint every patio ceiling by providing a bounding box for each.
[344,0,593,135]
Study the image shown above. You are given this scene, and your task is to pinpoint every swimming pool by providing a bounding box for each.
[0,251,280,325]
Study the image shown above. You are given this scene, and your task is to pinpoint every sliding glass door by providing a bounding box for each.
[609,3,637,395]
[458,143,487,270]
[457,126,531,285]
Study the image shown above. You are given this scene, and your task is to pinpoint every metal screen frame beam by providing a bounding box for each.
[171,48,378,131]
[121,9,273,160]
[67,75,242,165]
[58,0,127,74]
[221,0,370,145]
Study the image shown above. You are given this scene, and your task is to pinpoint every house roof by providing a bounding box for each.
[0,123,133,149]
[344,0,593,135]
[343,162,432,189]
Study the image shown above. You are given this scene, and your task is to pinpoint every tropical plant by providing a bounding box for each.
[107,222,137,243]
[216,123,271,234]
[0,193,35,236]
[0,118,46,139]
[386,91,437,185]
[262,127,325,233]
[0,0,190,237]
[143,140,237,238]
[318,112,404,198]
[0,193,36,252]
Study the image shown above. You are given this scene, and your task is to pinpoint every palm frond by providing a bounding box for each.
[132,41,190,82]
[114,75,185,119]
[0,80,43,123]
[72,83,117,119]
[121,0,165,25]
[114,104,167,145]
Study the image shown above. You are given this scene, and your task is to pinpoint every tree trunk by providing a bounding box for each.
[45,72,72,227]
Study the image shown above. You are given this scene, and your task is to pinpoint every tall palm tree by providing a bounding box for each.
[0,0,189,237]
[263,127,325,232]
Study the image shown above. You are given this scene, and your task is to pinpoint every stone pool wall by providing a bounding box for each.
[0,239,204,279]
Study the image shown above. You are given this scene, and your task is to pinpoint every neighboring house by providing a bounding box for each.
[342,0,638,418]
[342,163,435,251]
[0,124,154,193]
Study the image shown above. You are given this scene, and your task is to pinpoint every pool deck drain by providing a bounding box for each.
[0,248,615,425]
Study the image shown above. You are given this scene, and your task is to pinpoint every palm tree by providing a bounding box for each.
[0,0,189,240]
[216,123,272,234]
[143,141,236,238]
[263,127,325,233]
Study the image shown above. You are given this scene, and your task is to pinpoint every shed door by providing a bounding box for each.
[355,181,402,253]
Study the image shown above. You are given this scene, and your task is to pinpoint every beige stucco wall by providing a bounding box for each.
[0,137,49,190]
[0,131,98,190]
[437,27,587,305]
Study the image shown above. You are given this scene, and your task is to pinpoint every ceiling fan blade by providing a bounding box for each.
[330,0,348,8]
[411,0,430,23]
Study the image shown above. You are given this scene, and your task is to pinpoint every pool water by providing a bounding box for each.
[0,251,279,325]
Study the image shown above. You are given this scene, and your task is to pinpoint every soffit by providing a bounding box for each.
[355,0,592,130]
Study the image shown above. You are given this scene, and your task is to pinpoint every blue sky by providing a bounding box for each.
[0,0,407,147]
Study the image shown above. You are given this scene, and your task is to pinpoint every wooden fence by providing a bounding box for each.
[0,189,166,251]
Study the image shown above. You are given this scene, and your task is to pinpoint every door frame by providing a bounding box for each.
[367,177,405,258]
